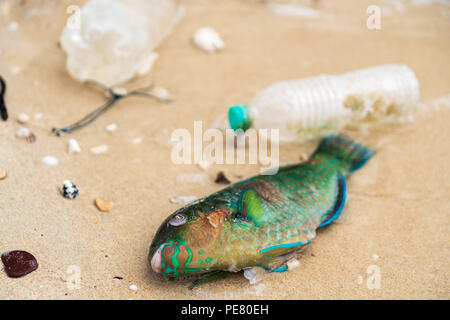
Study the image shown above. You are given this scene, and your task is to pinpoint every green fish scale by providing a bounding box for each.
[256,160,340,248]
[222,158,342,262]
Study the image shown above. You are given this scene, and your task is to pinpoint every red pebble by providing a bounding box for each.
[1,250,38,278]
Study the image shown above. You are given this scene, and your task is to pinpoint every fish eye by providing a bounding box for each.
[169,213,187,226]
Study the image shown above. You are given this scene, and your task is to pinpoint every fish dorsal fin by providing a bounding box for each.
[319,173,347,227]
[238,188,265,226]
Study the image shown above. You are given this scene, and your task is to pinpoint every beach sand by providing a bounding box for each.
[0,0,449,299]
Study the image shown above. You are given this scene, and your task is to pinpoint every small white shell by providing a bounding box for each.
[152,86,170,101]
[42,156,59,167]
[17,113,30,124]
[287,259,300,271]
[192,27,225,53]
[90,144,109,154]
[68,138,81,154]
[197,159,212,171]
[16,127,30,138]
[129,284,138,291]
[105,123,117,132]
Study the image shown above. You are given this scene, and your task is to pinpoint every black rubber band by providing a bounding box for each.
[0,75,8,121]
[52,83,171,136]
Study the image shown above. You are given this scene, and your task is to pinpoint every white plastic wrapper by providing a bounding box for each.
[60,0,183,86]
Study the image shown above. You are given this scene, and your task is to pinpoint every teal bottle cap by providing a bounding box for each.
[228,105,251,131]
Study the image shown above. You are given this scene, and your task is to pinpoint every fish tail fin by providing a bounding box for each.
[311,134,375,173]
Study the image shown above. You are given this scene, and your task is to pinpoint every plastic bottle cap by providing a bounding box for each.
[228,105,251,131]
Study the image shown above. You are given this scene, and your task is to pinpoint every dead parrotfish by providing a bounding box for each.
[149,135,375,288]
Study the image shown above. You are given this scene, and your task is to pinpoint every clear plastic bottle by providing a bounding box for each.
[228,64,420,141]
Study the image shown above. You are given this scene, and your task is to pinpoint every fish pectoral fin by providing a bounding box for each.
[189,271,230,290]
[319,173,347,228]
[261,244,308,270]
[259,264,288,272]
[238,188,265,225]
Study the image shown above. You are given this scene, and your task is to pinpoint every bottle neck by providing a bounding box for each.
[228,104,252,131]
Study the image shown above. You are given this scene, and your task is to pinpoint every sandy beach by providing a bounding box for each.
[0,0,449,299]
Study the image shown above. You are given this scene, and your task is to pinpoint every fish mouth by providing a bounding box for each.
[150,244,167,274]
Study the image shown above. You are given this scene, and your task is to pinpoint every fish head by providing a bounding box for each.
[149,203,229,277]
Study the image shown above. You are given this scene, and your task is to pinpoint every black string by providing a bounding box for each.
[0,75,8,121]
[52,83,171,136]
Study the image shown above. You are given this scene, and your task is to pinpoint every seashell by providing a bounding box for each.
[105,123,117,132]
[16,127,36,143]
[68,138,81,154]
[17,113,29,124]
[192,27,225,53]
[90,144,108,154]
[129,284,138,291]
[42,156,59,167]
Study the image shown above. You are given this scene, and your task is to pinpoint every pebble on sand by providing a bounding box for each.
[214,171,231,185]
[0,168,6,180]
[42,155,59,167]
[61,180,79,199]
[1,250,38,278]
[95,197,114,212]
